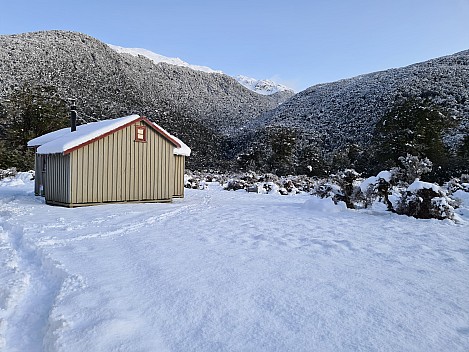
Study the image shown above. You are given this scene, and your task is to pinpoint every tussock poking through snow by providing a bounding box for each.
[0,177,468,351]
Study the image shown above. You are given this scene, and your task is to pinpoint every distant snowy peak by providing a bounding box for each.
[108,44,222,74]
[234,75,294,95]
[108,44,294,95]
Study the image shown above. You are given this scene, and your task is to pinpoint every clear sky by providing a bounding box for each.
[1,0,469,91]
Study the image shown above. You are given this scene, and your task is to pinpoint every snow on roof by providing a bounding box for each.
[33,115,141,154]
[28,115,190,156]
[152,122,191,156]
[27,127,73,148]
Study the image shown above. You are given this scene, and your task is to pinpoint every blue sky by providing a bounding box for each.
[1,0,469,91]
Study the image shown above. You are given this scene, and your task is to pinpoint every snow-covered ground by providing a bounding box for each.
[1,174,469,351]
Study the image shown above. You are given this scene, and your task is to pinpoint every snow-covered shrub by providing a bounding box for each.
[260,182,280,194]
[280,179,300,195]
[460,174,469,192]
[312,174,357,208]
[359,170,395,210]
[396,154,433,185]
[444,177,465,195]
[0,168,18,180]
[396,180,456,220]
[221,172,308,195]
[258,173,279,184]
[331,169,361,209]
[184,173,204,189]
[224,179,247,191]
[312,179,336,199]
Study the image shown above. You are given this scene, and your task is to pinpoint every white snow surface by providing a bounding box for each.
[408,179,443,193]
[30,115,140,154]
[108,44,223,74]
[27,115,190,156]
[108,44,294,95]
[234,75,294,95]
[360,170,393,192]
[1,177,469,351]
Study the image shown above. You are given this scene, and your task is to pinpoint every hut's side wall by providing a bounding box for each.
[173,155,185,198]
[44,153,71,204]
[34,153,46,196]
[69,121,175,205]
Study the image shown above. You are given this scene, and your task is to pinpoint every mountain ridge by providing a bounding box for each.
[0,30,294,168]
[108,44,294,95]
[0,30,468,176]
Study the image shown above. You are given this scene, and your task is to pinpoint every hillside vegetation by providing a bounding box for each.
[0,30,468,178]
[232,50,469,178]
[0,30,291,169]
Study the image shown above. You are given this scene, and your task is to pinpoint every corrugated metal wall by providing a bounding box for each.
[173,155,185,198]
[34,153,45,196]
[44,153,71,204]
[69,121,176,205]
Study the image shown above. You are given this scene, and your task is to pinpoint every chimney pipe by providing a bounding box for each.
[70,99,77,132]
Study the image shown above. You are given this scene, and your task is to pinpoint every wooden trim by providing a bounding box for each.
[63,116,181,155]
[135,125,147,142]
[141,116,182,148]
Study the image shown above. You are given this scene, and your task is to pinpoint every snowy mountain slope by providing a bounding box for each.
[1,30,468,175]
[108,44,294,95]
[234,75,294,95]
[1,175,469,351]
[255,50,469,148]
[231,49,469,170]
[108,44,223,74]
[0,30,293,169]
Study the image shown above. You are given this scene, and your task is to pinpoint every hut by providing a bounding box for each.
[27,114,190,207]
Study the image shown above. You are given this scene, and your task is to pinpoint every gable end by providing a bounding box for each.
[63,116,181,155]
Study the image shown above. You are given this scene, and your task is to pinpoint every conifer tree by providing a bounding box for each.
[0,84,69,170]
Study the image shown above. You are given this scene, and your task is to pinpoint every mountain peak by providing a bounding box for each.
[107,44,294,95]
[108,44,222,74]
[234,75,294,95]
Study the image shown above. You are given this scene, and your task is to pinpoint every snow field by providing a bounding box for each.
[0,176,468,351]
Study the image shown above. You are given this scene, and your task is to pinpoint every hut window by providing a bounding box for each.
[135,126,146,142]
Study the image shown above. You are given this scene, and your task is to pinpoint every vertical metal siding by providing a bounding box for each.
[44,153,71,204]
[173,155,185,197]
[69,121,177,205]
[34,153,45,196]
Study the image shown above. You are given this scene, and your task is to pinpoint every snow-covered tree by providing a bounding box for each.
[371,98,454,177]
[395,154,433,185]
[0,84,69,170]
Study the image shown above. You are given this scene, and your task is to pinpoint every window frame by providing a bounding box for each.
[135,125,147,142]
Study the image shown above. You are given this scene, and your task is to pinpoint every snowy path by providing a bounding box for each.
[0,179,469,351]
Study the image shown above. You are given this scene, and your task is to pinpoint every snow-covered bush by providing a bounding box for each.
[444,177,467,195]
[396,180,456,220]
[396,154,433,185]
[459,174,469,192]
[359,170,394,210]
[222,173,303,195]
[330,169,362,209]
[224,179,247,191]
[0,168,18,180]
[311,170,362,209]
[313,181,344,205]
[184,174,200,189]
